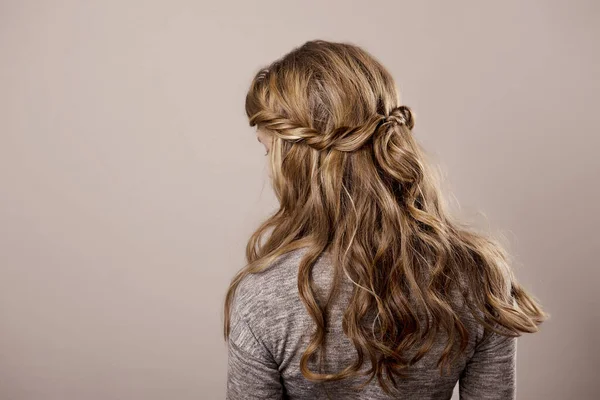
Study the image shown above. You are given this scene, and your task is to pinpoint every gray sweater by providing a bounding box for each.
[226,247,517,399]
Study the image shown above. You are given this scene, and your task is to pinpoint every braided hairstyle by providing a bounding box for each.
[224,40,547,395]
[250,103,414,153]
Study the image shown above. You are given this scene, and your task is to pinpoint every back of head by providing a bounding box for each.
[226,39,547,394]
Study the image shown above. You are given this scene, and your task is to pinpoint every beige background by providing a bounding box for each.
[1,1,598,399]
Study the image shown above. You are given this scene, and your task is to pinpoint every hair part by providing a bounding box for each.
[224,39,548,394]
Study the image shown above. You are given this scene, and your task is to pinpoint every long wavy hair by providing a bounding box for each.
[223,39,547,394]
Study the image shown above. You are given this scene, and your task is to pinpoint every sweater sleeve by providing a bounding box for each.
[226,313,284,400]
[459,328,517,399]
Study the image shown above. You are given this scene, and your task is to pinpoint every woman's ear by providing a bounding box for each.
[257,128,273,153]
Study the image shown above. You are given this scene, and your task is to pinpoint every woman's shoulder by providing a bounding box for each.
[231,247,310,320]
[229,248,316,361]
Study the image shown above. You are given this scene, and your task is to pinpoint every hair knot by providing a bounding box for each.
[381,105,415,130]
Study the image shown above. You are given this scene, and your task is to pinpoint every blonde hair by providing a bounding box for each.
[224,39,547,394]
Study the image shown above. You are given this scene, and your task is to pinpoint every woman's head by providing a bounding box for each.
[246,40,421,207]
[227,39,547,394]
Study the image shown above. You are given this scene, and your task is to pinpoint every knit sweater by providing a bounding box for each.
[226,247,517,399]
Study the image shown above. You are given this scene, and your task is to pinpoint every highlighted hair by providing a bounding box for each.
[224,40,547,394]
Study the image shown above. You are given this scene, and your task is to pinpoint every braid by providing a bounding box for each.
[251,105,414,153]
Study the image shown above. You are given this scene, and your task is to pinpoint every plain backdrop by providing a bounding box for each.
[1,1,598,399]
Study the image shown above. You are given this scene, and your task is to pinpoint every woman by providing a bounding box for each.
[223,40,547,399]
